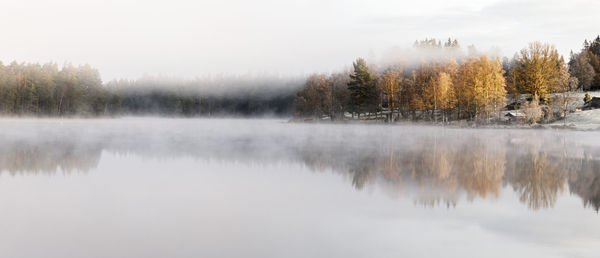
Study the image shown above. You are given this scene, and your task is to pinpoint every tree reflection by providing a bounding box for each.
[0,139,101,174]
[506,151,567,209]
[1,124,599,212]
[568,152,600,212]
[455,138,505,200]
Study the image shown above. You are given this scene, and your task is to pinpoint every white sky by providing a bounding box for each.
[1,0,599,81]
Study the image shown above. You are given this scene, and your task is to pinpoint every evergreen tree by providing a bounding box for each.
[583,36,600,89]
[347,58,378,117]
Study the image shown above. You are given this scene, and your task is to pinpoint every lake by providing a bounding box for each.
[0,118,598,258]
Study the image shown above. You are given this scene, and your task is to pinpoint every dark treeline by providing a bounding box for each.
[106,75,302,116]
[0,62,302,116]
[294,37,600,123]
[568,36,600,91]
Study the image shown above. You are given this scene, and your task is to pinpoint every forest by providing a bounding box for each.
[105,76,301,116]
[0,63,302,117]
[0,36,599,120]
[0,62,115,116]
[294,37,600,123]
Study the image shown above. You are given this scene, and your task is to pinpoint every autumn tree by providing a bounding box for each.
[435,71,455,122]
[455,55,507,121]
[379,66,402,122]
[293,73,330,118]
[511,42,569,101]
[432,60,458,122]
[399,71,425,120]
[413,62,437,120]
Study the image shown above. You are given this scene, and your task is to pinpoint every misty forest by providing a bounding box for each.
[294,37,600,124]
[2,36,600,125]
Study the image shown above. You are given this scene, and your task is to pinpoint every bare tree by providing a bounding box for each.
[553,77,578,126]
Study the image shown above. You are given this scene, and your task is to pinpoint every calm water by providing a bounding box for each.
[0,118,598,258]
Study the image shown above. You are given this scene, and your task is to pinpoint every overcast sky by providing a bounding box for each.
[1,0,599,81]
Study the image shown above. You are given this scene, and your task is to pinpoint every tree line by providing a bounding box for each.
[0,62,117,116]
[294,37,600,123]
[0,63,301,116]
[106,76,301,116]
[1,36,599,118]
[567,36,600,91]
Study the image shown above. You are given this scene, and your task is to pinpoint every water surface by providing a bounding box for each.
[0,118,598,258]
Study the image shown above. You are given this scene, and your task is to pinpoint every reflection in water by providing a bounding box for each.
[506,148,568,210]
[569,152,600,212]
[0,139,102,174]
[0,119,599,211]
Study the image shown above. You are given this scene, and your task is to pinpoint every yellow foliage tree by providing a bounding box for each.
[455,55,507,121]
[379,66,402,121]
[511,42,569,100]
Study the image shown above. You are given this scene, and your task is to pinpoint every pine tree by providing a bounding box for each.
[347,58,378,118]
[582,36,600,89]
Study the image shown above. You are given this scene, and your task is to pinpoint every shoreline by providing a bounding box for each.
[0,115,595,131]
[288,117,598,131]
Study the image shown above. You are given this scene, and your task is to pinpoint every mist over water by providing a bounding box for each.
[0,118,599,257]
